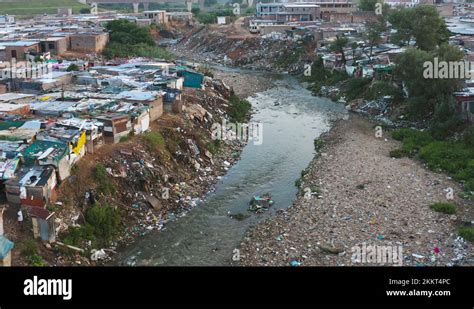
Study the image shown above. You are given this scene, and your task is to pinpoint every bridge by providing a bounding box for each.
[80,0,205,13]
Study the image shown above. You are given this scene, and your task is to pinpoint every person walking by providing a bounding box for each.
[17,209,23,230]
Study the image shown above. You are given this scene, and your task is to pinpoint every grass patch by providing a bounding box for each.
[429,202,457,214]
[392,127,474,196]
[142,131,166,151]
[0,0,88,15]
[458,226,474,242]
[391,128,434,157]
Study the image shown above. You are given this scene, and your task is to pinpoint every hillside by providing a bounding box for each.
[0,0,88,15]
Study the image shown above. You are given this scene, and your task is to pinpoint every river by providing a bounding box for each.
[115,72,348,266]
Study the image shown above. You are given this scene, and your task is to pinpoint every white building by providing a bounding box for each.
[0,15,15,24]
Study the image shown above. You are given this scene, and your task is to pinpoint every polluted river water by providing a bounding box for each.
[115,72,348,266]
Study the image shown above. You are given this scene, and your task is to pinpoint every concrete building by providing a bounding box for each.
[437,3,455,17]
[217,16,231,25]
[166,11,193,23]
[69,32,109,53]
[384,0,420,7]
[40,37,69,56]
[3,41,40,61]
[0,15,15,24]
[57,8,73,17]
[277,3,320,22]
[143,10,168,25]
[256,1,354,19]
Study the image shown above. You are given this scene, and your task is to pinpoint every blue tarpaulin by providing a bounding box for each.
[0,235,14,259]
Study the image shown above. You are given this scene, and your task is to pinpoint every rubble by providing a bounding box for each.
[239,115,473,266]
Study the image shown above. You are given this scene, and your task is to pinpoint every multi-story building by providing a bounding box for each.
[256,1,355,20]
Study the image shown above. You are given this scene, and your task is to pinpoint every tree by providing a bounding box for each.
[204,0,217,6]
[330,35,349,65]
[363,19,386,60]
[105,19,155,46]
[80,8,91,14]
[358,0,378,11]
[394,45,464,119]
[103,19,174,60]
[388,6,449,51]
[350,42,359,61]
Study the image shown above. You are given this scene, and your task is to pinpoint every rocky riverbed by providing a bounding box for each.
[238,114,474,266]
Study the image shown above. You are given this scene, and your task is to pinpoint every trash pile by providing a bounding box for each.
[249,193,274,213]
[53,78,248,265]
[172,27,311,73]
[354,96,392,116]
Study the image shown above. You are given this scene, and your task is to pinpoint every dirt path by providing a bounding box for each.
[239,115,474,266]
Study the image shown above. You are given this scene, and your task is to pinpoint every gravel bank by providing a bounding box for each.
[239,115,474,266]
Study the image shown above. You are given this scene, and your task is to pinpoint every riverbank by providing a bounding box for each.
[3,70,271,266]
[238,114,474,266]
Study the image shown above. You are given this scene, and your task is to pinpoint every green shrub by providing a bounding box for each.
[458,226,474,242]
[430,97,463,140]
[344,78,371,100]
[229,94,251,123]
[406,96,433,120]
[85,204,121,246]
[196,12,216,24]
[21,240,45,266]
[365,81,403,102]
[93,163,116,195]
[22,239,38,257]
[63,204,121,248]
[26,254,45,266]
[389,148,408,158]
[463,127,474,147]
[143,132,166,151]
[391,128,416,141]
[314,138,325,151]
[63,226,88,247]
[66,64,80,72]
[464,178,474,192]
[429,202,457,214]
[303,56,348,95]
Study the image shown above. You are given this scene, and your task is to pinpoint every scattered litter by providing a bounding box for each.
[289,260,301,267]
